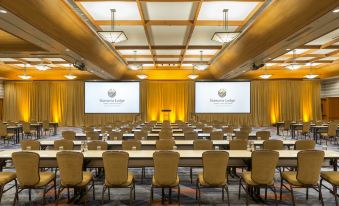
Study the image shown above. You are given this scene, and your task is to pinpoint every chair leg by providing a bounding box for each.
[130,186,133,205]
[56,186,64,206]
[101,185,106,204]
[92,179,95,200]
[169,188,172,204]
[334,185,338,206]
[238,177,242,199]
[271,185,278,206]
[150,185,153,204]
[42,186,47,205]
[161,187,164,204]
[225,186,230,206]
[245,185,249,206]
[318,184,324,206]
[279,178,283,200]
[13,180,18,206]
[177,185,180,205]
[290,186,296,206]
[190,167,193,184]
[54,179,57,201]
[28,188,31,204]
[306,187,309,200]
[222,185,224,200]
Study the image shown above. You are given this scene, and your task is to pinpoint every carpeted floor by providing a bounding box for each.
[0,126,338,205]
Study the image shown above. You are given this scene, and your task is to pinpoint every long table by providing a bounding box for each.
[39,140,297,150]
[75,132,258,140]
[0,149,338,171]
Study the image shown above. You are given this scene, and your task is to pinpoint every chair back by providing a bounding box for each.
[57,151,84,186]
[101,127,112,134]
[229,139,247,150]
[297,150,324,185]
[103,151,129,185]
[235,131,249,141]
[108,131,123,140]
[159,130,173,139]
[202,151,229,185]
[12,151,40,187]
[20,139,40,150]
[284,121,291,130]
[184,131,198,140]
[0,123,8,136]
[122,140,141,150]
[87,141,108,150]
[263,140,283,150]
[240,126,252,133]
[256,131,270,140]
[86,131,99,140]
[153,151,180,186]
[251,150,279,185]
[295,140,315,150]
[42,120,49,130]
[62,131,75,140]
[328,122,338,136]
[121,127,132,133]
[182,127,193,133]
[22,122,31,133]
[54,139,74,150]
[223,126,233,134]
[83,127,94,133]
[210,131,223,140]
[193,139,213,150]
[134,131,148,140]
[156,139,175,150]
[302,122,311,133]
[202,127,213,133]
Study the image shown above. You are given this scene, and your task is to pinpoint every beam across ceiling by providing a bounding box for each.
[115,45,223,50]
[94,20,245,26]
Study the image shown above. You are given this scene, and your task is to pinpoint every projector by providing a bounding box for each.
[252,63,265,70]
[73,61,86,71]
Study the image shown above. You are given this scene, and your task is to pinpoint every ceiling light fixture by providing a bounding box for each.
[333,8,339,13]
[285,49,302,70]
[136,62,147,80]
[259,65,272,79]
[193,51,209,71]
[211,9,240,43]
[304,63,318,79]
[97,9,127,43]
[188,65,199,80]
[64,64,77,80]
[35,63,50,71]
[0,9,7,14]
[128,51,142,70]
[18,64,32,80]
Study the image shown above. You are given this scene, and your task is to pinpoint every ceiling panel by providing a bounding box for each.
[119,50,151,55]
[295,57,314,60]
[151,26,187,45]
[144,2,194,20]
[21,58,42,62]
[155,50,182,55]
[0,58,17,62]
[189,26,238,45]
[80,1,141,20]
[198,2,259,20]
[186,49,218,55]
[100,25,148,45]
[184,57,210,62]
[311,49,337,54]
[306,28,339,45]
[45,58,66,61]
[126,58,153,62]
[156,58,180,61]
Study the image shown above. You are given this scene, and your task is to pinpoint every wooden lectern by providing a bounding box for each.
[161,109,171,121]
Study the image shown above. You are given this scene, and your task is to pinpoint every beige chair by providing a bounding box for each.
[197,151,230,205]
[108,131,123,140]
[12,151,56,205]
[0,171,17,204]
[42,120,53,136]
[235,131,249,141]
[295,140,315,150]
[202,127,213,133]
[22,122,36,139]
[86,131,100,140]
[101,127,112,134]
[297,122,311,139]
[134,131,148,140]
[87,141,108,150]
[83,127,94,133]
[256,131,270,140]
[54,139,74,150]
[320,171,339,205]
[240,126,252,134]
[229,139,247,150]
[121,127,132,133]
[182,127,194,133]
[0,123,15,144]
[102,151,135,205]
[193,139,213,150]
[210,131,224,140]
[239,150,279,206]
[159,130,173,140]
[282,121,292,136]
[263,140,284,150]
[156,139,175,150]
[151,151,180,204]
[321,122,338,145]
[223,126,234,134]
[122,140,141,150]
[280,150,324,205]
[20,140,40,150]
[184,131,198,140]
[62,131,75,140]
[56,151,95,205]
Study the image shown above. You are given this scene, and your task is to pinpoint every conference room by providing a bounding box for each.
[0,0,338,205]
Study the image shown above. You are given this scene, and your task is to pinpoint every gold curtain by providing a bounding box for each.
[3,80,321,127]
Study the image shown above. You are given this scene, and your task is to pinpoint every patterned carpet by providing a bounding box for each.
[0,126,337,206]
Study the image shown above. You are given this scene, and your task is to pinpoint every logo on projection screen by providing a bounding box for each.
[218,89,227,98]
[107,89,116,98]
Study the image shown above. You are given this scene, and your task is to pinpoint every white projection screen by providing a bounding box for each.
[195,81,251,113]
[84,81,140,114]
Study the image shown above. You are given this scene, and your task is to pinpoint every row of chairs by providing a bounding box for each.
[1,149,338,205]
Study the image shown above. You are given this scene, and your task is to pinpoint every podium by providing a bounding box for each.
[161,109,171,121]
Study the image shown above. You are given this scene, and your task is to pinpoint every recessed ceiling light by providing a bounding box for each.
[65,48,70,52]
[333,8,339,13]
[0,9,7,14]
[286,48,291,51]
